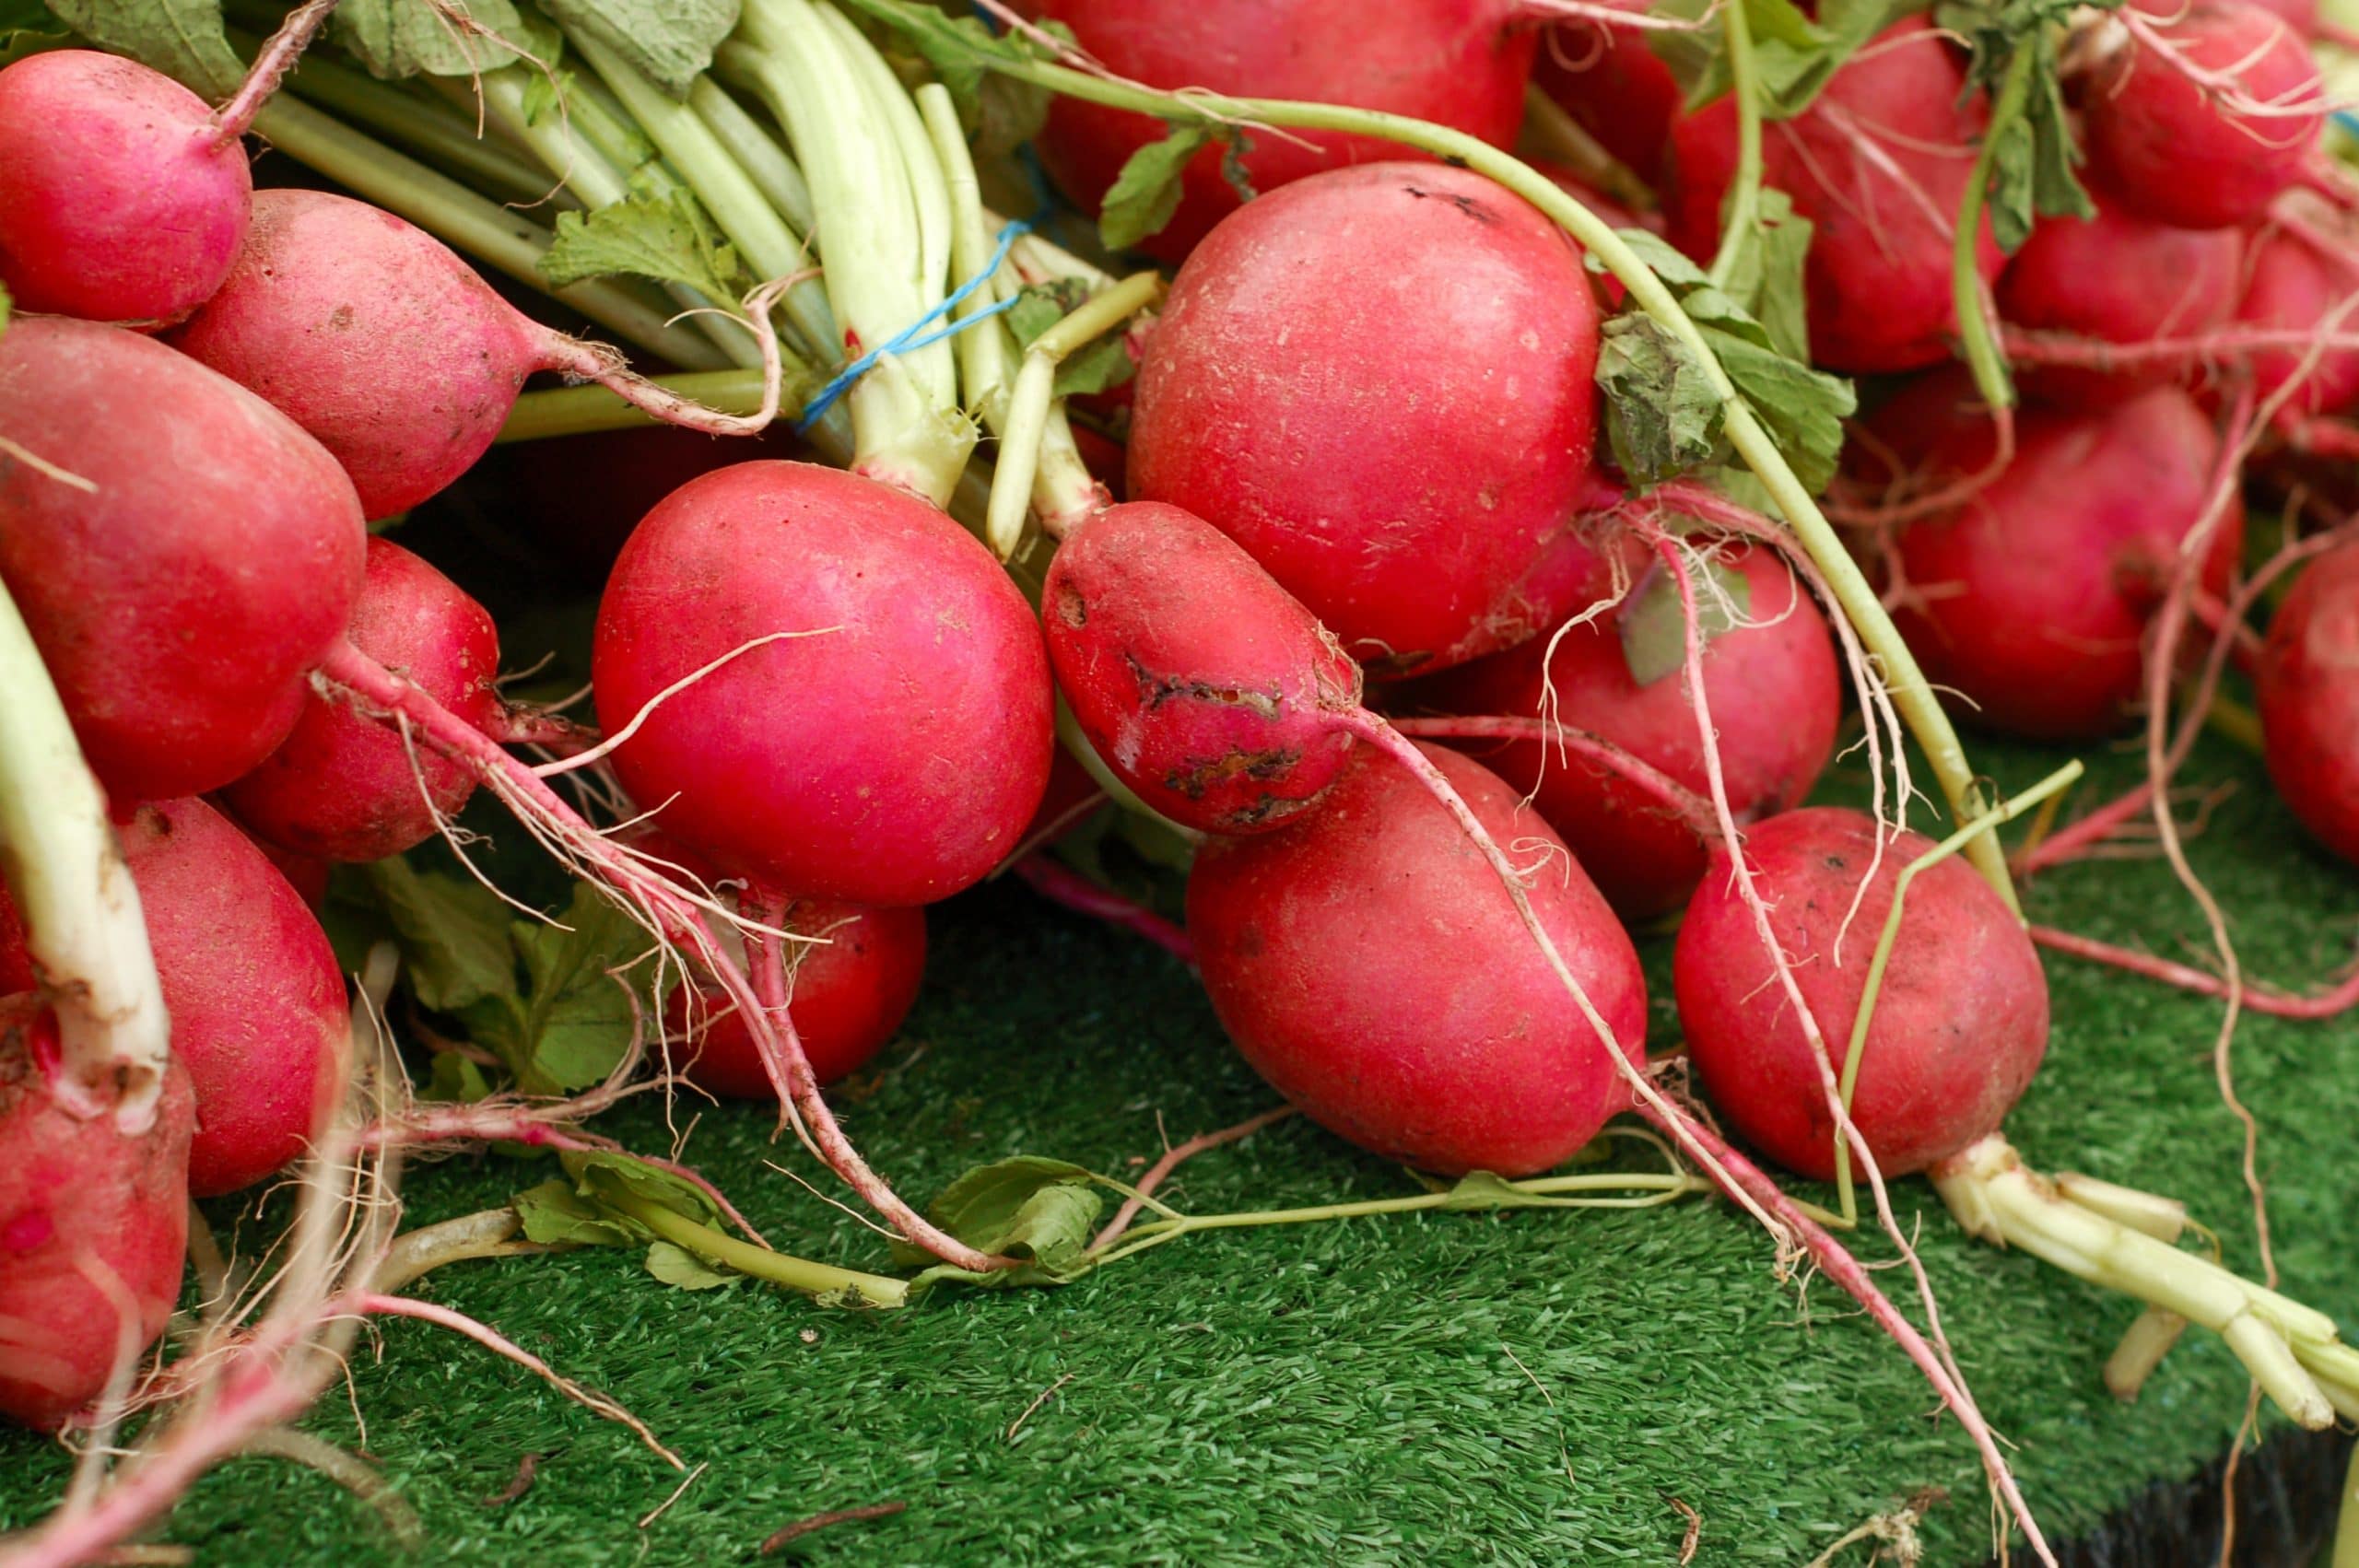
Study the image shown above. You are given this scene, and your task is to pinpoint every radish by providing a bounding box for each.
[1997,192,2245,408]
[0,1010,194,1430]
[675,901,927,1100]
[223,536,499,864]
[2081,1,2324,232]
[2259,539,2359,865]
[593,460,1055,907]
[1128,162,1604,675]
[1415,544,1843,919]
[170,189,781,521]
[1664,16,2003,373]
[2236,214,2359,419]
[0,801,348,1197]
[1887,386,2240,739]
[0,52,252,328]
[0,315,367,804]
[1532,16,1682,181]
[1675,807,2050,1180]
[1187,740,1649,1177]
[1023,0,1539,263]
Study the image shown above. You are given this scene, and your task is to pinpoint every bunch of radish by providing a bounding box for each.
[7,0,2359,1559]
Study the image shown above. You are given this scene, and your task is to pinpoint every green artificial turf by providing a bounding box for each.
[5,732,2357,1566]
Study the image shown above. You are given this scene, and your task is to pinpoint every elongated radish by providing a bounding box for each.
[170,189,783,520]
[2259,539,2359,864]
[0,314,366,803]
[1129,162,1604,675]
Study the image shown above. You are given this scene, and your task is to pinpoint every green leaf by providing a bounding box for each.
[0,280,12,340]
[565,1148,722,1227]
[1705,326,1854,493]
[1712,186,1814,363]
[424,1049,495,1104]
[460,883,651,1094]
[1434,1172,1534,1211]
[1650,0,1901,119]
[512,1176,635,1247]
[1097,123,1208,253]
[540,185,750,302]
[1619,555,1755,686]
[45,0,240,93]
[331,0,558,80]
[1598,315,1724,486]
[357,858,515,1013]
[1004,279,1089,349]
[539,0,731,97]
[644,1239,740,1289]
[1053,335,1135,399]
[520,61,569,124]
[892,1156,1102,1290]
[0,0,67,68]
[1936,0,2106,255]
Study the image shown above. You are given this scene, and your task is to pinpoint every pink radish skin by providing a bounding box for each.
[1045,501,1363,834]
[170,189,769,521]
[2083,2,2323,231]
[0,801,348,1198]
[2259,541,2359,865]
[676,901,927,1101]
[1666,18,2002,373]
[1188,741,1648,1178]
[0,52,252,327]
[223,537,499,864]
[0,315,367,804]
[2236,218,2359,417]
[1130,162,1604,676]
[1998,194,2245,408]
[1023,0,1537,263]
[593,461,1054,907]
[0,1012,194,1430]
[1889,387,2241,740]
[1676,807,2049,1181]
[1419,544,1843,919]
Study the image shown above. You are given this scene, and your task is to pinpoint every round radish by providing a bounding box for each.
[1129,162,1604,676]
[675,900,927,1100]
[223,536,499,863]
[1188,741,1648,1177]
[1888,386,2240,739]
[1675,807,2049,1180]
[1420,544,1843,919]
[593,461,1054,907]
[2236,215,2359,418]
[1025,0,1538,263]
[2259,540,2359,865]
[0,315,367,804]
[2082,1,2322,231]
[0,1011,194,1430]
[0,51,253,327]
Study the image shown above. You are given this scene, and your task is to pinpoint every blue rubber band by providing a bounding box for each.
[2337,111,2359,139]
[792,216,1034,432]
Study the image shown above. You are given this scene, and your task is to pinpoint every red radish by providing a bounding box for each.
[1532,18,1683,181]
[593,461,1054,907]
[248,837,332,913]
[1129,162,1604,675]
[1665,17,2003,372]
[0,315,367,803]
[222,537,499,864]
[2259,540,2359,864]
[0,801,347,1197]
[0,52,252,327]
[170,189,778,521]
[1998,193,2245,407]
[1022,0,1538,263]
[1889,386,2240,739]
[1187,741,1649,1177]
[675,901,926,1100]
[2082,1,2323,231]
[1677,807,2049,1180]
[2235,214,2359,417]
[0,1010,194,1430]
[1418,544,1843,919]
[1839,366,1993,503]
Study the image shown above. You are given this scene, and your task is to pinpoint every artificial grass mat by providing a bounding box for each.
[4,732,2356,1566]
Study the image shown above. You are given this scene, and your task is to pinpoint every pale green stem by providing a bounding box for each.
[987,271,1160,556]
[1707,0,1763,289]
[604,1190,910,1306]
[916,83,1015,424]
[1833,760,2082,1223]
[1519,85,1655,213]
[0,579,170,1130]
[2102,1306,2189,1399]
[1953,46,2035,412]
[499,369,804,441]
[691,80,818,234]
[250,38,556,205]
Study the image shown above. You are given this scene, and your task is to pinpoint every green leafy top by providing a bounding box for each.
[540,178,754,302]
[863,1,1066,155]
[1937,0,2114,252]
[1004,280,1138,398]
[1649,0,1906,120]
[540,0,734,98]
[515,1150,744,1290]
[329,0,558,79]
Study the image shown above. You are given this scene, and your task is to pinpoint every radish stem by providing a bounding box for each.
[1706,0,1762,290]
[990,270,1162,556]
[600,1188,910,1305]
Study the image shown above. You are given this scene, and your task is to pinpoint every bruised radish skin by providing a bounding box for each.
[1024,0,1537,264]
[0,52,253,327]
[1187,742,1649,1177]
[593,462,1054,907]
[2259,541,2359,865]
[1130,163,1603,675]
[0,1012,194,1430]
[676,902,927,1100]
[223,536,499,863]
[1889,387,2241,740]
[0,315,367,803]
[2083,2,2323,231]
[1420,545,1842,919]
[1666,18,2001,373]
[1045,501,1363,834]
[1675,808,2049,1181]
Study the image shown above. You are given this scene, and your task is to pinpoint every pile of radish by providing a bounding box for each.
[5,0,2359,1558]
